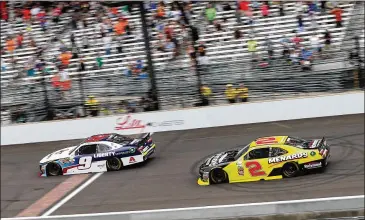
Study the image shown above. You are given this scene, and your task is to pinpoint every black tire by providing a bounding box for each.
[209,168,228,184]
[282,162,299,178]
[106,157,123,171]
[46,162,62,176]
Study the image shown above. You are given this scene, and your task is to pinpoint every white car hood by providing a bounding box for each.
[40,146,77,163]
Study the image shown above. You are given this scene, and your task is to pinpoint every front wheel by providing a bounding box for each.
[107,157,123,171]
[46,162,62,176]
[209,168,228,184]
[282,162,299,178]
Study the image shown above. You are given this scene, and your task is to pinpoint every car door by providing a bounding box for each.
[241,147,270,182]
[69,144,101,174]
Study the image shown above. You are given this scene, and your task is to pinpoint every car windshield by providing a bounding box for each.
[106,134,133,145]
[285,136,309,148]
[234,144,250,160]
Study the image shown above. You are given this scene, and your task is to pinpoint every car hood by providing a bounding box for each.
[200,150,238,169]
[40,146,76,164]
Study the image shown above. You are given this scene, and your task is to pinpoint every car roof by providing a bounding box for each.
[83,133,114,143]
[249,136,288,148]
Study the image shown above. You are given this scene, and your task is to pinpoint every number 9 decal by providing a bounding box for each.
[78,156,92,170]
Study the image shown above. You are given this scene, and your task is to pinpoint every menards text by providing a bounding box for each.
[268,152,308,164]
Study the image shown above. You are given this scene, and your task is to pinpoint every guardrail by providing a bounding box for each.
[1,91,364,145]
[2,195,364,220]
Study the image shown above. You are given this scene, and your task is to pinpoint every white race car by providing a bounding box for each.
[39,133,155,177]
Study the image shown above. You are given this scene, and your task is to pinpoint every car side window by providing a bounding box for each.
[270,147,288,157]
[97,144,111,153]
[77,144,97,155]
[245,148,270,160]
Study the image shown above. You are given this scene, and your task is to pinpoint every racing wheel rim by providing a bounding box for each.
[107,157,122,171]
[47,163,61,176]
[210,168,228,184]
[282,163,298,178]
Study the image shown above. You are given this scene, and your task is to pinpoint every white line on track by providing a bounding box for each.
[41,172,103,217]
[272,122,292,129]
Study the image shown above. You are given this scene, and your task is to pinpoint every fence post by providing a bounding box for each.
[139,2,159,110]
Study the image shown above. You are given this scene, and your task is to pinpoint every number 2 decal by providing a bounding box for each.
[256,137,278,145]
[78,156,92,170]
[245,161,267,177]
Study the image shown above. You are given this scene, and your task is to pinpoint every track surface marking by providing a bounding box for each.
[1,114,364,217]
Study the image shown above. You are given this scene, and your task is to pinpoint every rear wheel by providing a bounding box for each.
[209,168,228,184]
[107,157,123,171]
[46,162,62,176]
[282,162,299,178]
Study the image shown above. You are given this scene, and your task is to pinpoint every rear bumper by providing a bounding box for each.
[143,144,156,160]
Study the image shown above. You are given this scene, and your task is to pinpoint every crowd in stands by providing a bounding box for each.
[1,1,362,123]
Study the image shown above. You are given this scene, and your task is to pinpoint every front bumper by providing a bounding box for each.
[39,164,47,177]
[197,169,210,186]
[143,144,156,160]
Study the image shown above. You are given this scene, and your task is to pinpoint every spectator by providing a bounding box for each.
[261,2,269,18]
[321,1,327,13]
[205,3,216,25]
[96,54,103,69]
[197,41,206,56]
[82,35,89,49]
[234,29,242,40]
[52,5,62,24]
[78,57,85,72]
[114,17,128,36]
[30,5,40,21]
[264,36,274,59]
[6,36,16,55]
[156,1,165,19]
[323,30,332,51]
[300,47,313,71]
[22,7,31,22]
[225,84,237,104]
[309,11,318,30]
[16,33,24,49]
[70,33,76,48]
[247,38,257,60]
[103,33,112,55]
[310,33,322,55]
[236,83,249,102]
[279,2,284,16]
[200,84,212,106]
[59,51,72,67]
[297,14,304,32]
[280,35,291,58]
[85,95,100,117]
[292,34,302,48]
[25,61,35,77]
[331,6,343,28]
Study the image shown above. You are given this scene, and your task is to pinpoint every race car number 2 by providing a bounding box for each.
[245,161,267,177]
[256,137,278,145]
[78,156,92,170]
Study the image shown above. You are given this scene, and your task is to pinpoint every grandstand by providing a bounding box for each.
[1,1,364,125]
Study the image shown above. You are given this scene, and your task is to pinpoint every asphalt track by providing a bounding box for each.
[1,114,364,218]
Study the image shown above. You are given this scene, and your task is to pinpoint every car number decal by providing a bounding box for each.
[245,161,267,177]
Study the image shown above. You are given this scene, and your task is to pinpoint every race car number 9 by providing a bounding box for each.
[78,156,92,170]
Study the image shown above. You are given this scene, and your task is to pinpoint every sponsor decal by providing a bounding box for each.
[304,161,322,169]
[268,152,308,164]
[210,153,224,166]
[93,152,115,158]
[97,164,106,169]
[115,115,184,131]
[129,157,136,163]
[115,115,146,130]
[129,148,136,153]
[116,151,130,156]
[237,161,244,176]
[202,172,209,182]
[59,157,75,165]
[310,151,316,156]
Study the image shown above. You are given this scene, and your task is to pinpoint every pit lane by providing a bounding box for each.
[1,114,364,217]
